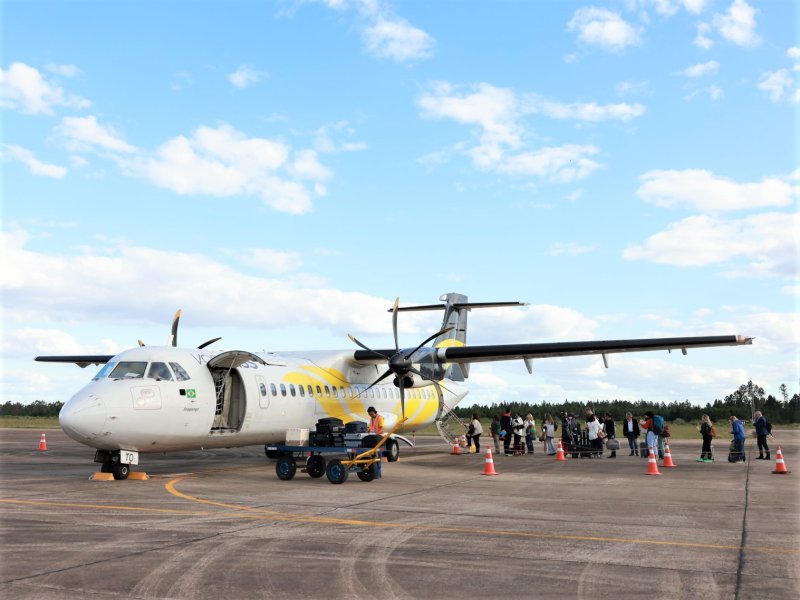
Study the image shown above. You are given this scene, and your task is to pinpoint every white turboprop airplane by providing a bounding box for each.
[36,293,751,479]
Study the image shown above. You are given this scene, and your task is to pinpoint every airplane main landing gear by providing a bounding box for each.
[95,450,131,480]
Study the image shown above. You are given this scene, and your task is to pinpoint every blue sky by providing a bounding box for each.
[2,0,798,408]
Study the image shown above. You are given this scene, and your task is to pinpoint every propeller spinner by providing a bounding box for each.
[348,298,452,418]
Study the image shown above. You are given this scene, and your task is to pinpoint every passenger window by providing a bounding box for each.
[290,384,296,397]
[270,383,277,396]
[147,362,173,381]
[299,385,305,397]
[259,383,267,396]
[169,362,191,381]
[316,385,322,397]
[332,387,338,398]
[324,386,330,397]
[280,384,287,397]
[307,385,313,397]
[110,362,146,379]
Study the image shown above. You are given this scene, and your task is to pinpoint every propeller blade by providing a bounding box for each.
[403,326,454,360]
[355,368,394,398]
[398,373,405,419]
[391,297,400,352]
[348,334,391,359]
[170,309,181,347]
[198,337,221,350]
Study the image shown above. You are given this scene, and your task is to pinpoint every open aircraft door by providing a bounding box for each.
[207,351,266,432]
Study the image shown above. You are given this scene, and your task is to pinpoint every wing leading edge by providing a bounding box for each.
[353,335,752,368]
[35,355,114,368]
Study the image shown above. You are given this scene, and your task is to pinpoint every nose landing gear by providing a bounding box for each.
[95,450,131,480]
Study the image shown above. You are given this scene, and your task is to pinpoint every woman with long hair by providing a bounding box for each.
[697,414,716,462]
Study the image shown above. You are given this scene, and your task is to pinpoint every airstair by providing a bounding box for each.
[435,402,469,445]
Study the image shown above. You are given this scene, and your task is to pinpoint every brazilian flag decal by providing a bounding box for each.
[186,389,196,399]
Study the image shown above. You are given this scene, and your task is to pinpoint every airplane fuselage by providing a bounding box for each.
[58,346,467,454]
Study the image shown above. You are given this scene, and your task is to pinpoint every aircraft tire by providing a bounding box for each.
[275,457,297,480]
[113,462,130,480]
[356,463,376,482]
[326,459,349,484]
[385,438,399,462]
[306,455,325,478]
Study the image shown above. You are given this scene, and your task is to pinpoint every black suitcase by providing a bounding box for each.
[640,441,650,458]
[344,421,368,433]
[728,440,745,462]
[315,417,344,435]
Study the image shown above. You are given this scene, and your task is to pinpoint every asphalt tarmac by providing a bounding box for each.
[1,428,798,600]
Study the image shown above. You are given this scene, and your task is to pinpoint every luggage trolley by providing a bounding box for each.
[267,418,405,484]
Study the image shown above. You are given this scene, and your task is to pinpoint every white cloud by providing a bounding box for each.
[56,115,137,153]
[2,144,67,178]
[0,229,398,335]
[417,82,645,181]
[45,63,80,78]
[305,0,435,62]
[363,17,435,61]
[651,0,710,17]
[694,22,714,49]
[623,212,799,278]
[757,69,795,102]
[313,121,367,153]
[227,65,268,89]
[0,62,91,115]
[497,145,602,183]
[54,118,332,214]
[469,305,599,345]
[637,169,793,212]
[567,7,642,51]
[681,60,719,77]
[712,0,760,47]
[523,95,646,121]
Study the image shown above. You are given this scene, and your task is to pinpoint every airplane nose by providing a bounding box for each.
[59,394,107,442]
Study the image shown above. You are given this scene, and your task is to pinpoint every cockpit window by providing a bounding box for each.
[109,362,147,379]
[169,362,191,381]
[147,362,173,381]
[93,362,117,381]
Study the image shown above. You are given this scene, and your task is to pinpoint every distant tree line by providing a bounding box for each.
[453,381,800,425]
[1,400,63,418]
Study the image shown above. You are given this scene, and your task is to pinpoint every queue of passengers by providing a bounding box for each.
[477,408,766,463]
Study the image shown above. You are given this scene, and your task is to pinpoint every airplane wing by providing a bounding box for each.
[35,355,114,368]
[353,334,752,370]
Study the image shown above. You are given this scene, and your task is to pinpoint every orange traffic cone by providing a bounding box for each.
[37,433,48,451]
[772,447,791,475]
[460,434,467,448]
[451,440,461,455]
[482,448,498,475]
[662,442,677,467]
[645,446,661,475]
[555,439,567,461]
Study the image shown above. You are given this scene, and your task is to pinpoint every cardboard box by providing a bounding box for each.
[285,428,309,446]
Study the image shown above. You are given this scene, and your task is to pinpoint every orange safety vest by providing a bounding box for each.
[369,414,385,434]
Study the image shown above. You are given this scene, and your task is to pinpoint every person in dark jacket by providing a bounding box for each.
[603,412,617,458]
[621,412,640,456]
[500,408,512,456]
[753,411,770,460]
[697,414,716,462]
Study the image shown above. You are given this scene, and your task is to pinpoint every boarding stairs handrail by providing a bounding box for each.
[435,402,469,446]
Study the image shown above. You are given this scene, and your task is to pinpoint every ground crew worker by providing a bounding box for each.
[367,406,385,435]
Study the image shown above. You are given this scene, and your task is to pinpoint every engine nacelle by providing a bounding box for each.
[392,373,427,389]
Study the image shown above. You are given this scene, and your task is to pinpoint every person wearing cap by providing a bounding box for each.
[367,406,385,435]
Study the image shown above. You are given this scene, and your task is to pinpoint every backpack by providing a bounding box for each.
[652,415,665,435]
[766,420,772,434]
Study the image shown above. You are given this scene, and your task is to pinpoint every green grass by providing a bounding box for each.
[0,416,60,428]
